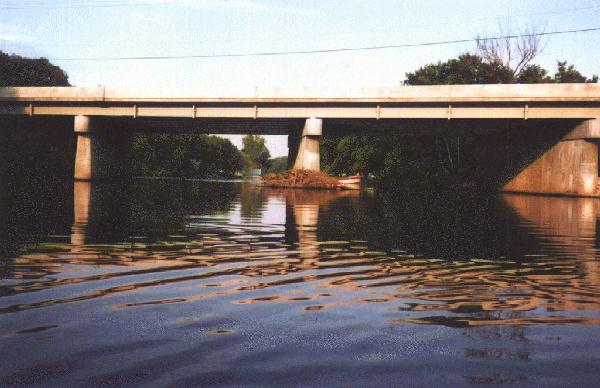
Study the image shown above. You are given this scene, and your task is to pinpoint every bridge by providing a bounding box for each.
[1,84,600,196]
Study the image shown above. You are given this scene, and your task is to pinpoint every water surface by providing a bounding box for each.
[1,180,599,386]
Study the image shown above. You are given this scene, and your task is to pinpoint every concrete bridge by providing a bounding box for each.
[1,84,600,196]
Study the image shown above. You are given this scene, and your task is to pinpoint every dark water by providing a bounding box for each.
[1,179,599,386]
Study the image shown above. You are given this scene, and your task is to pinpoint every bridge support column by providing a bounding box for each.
[291,118,322,171]
[503,119,600,196]
[74,116,131,181]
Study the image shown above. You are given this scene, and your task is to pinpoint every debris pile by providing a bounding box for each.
[261,169,340,189]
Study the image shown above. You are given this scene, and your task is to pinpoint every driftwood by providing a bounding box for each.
[261,170,340,189]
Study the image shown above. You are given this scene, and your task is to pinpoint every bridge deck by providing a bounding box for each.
[1,84,599,120]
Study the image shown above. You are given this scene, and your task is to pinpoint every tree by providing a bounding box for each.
[476,24,545,79]
[554,61,598,83]
[406,54,597,86]
[0,51,70,86]
[322,135,386,175]
[515,64,552,83]
[131,134,243,178]
[405,53,513,85]
[263,156,288,174]
[241,135,270,171]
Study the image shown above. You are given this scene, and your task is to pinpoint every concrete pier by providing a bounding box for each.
[73,115,131,181]
[503,119,600,196]
[292,118,322,171]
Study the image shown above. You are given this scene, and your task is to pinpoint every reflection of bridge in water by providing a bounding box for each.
[71,180,600,266]
[64,181,600,325]
[264,187,360,265]
[71,181,129,246]
[71,181,361,247]
[503,193,600,304]
[71,181,91,246]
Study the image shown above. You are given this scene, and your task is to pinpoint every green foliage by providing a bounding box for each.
[0,50,70,86]
[132,134,243,178]
[406,54,598,85]
[554,61,598,83]
[241,135,270,171]
[405,53,513,85]
[263,156,288,174]
[516,64,552,83]
[321,136,386,176]
[322,133,471,188]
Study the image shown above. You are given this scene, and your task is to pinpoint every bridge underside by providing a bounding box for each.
[131,117,589,135]
[2,114,587,134]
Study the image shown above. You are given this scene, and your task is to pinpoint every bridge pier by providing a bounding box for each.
[74,116,131,181]
[290,118,322,171]
[503,119,600,196]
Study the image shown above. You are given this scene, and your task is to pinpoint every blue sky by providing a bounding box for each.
[1,0,599,156]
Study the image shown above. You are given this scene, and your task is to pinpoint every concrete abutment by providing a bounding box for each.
[503,118,600,197]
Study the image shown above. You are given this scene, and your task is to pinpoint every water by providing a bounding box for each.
[1,179,599,386]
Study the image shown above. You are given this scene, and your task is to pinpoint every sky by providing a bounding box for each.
[1,0,599,157]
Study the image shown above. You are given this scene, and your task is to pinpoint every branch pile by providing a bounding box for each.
[261,170,340,189]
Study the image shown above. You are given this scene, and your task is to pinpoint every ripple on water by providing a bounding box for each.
[2,183,600,386]
[1,188,600,331]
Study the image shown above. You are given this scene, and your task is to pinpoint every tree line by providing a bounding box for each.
[132,133,243,178]
[0,51,70,86]
[405,54,597,85]
[131,133,276,178]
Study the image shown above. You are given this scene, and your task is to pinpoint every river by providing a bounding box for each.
[1,179,599,386]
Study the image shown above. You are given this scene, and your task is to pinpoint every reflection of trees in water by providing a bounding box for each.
[317,188,528,260]
[0,178,72,259]
[2,178,240,258]
[462,320,529,343]
[71,182,130,245]
[0,118,74,260]
[310,188,600,325]
[124,179,239,241]
[0,176,72,279]
[315,189,600,296]
[239,182,266,220]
